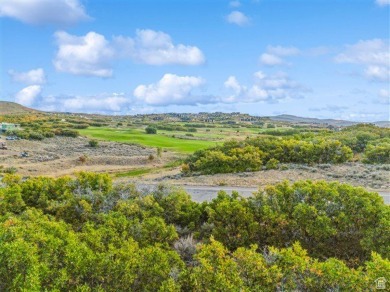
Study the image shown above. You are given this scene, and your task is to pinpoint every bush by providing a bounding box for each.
[145,126,157,134]
[72,124,89,129]
[54,129,79,138]
[2,166,17,174]
[266,158,279,170]
[363,143,390,163]
[88,140,99,148]
[0,175,388,290]
[78,155,88,164]
[28,132,45,141]
[185,137,353,175]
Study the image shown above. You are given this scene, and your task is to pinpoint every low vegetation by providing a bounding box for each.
[184,137,354,174]
[0,173,388,291]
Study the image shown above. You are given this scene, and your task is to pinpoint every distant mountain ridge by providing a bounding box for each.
[0,101,38,115]
[0,102,388,127]
[269,114,390,128]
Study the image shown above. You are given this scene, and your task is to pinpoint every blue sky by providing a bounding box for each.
[0,0,389,121]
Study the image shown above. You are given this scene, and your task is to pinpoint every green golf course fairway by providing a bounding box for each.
[79,127,217,153]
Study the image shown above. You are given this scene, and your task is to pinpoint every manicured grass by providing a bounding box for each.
[115,168,152,177]
[79,127,217,153]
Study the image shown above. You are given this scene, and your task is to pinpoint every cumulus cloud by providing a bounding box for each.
[376,0,390,6]
[134,74,209,106]
[113,29,205,65]
[223,71,306,103]
[35,93,130,113]
[15,85,42,106]
[0,0,90,25]
[259,54,284,66]
[53,31,115,77]
[335,39,390,82]
[260,45,300,66]
[53,29,205,77]
[226,11,250,26]
[8,68,46,85]
[60,94,129,112]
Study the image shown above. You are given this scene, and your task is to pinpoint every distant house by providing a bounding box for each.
[1,122,20,132]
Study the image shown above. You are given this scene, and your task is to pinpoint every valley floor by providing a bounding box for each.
[1,136,388,195]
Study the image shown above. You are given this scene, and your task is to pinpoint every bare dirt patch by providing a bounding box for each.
[0,136,170,177]
[132,162,390,193]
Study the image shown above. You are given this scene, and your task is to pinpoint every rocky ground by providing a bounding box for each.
[130,162,390,193]
[0,136,168,176]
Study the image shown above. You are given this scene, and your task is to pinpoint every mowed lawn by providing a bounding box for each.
[79,127,218,153]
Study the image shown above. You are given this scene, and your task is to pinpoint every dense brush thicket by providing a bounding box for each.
[0,173,389,291]
[184,137,354,174]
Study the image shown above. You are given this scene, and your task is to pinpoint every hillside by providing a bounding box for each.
[269,114,390,127]
[0,101,38,115]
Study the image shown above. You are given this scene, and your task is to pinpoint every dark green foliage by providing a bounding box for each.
[145,125,157,134]
[53,128,79,137]
[72,123,89,129]
[88,139,99,147]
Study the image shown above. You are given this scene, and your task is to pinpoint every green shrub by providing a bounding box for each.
[363,143,390,163]
[266,158,279,170]
[185,137,353,174]
[3,166,17,174]
[145,126,157,134]
[88,140,99,148]
[28,132,44,141]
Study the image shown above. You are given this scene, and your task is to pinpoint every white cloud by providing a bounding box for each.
[229,1,241,7]
[376,0,390,6]
[15,85,42,106]
[365,66,390,81]
[223,71,306,103]
[335,39,390,82]
[259,45,300,66]
[37,93,130,113]
[134,74,208,106]
[61,95,128,112]
[226,11,250,26]
[8,68,46,85]
[224,76,242,94]
[113,29,205,65]
[53,29,205,77]
[259,53,284,66]
[53,31,114,77]
[0,0,90,25]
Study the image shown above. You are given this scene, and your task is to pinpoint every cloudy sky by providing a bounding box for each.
[0,0,389,121]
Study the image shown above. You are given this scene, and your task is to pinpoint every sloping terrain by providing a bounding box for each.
[0,101,38,115]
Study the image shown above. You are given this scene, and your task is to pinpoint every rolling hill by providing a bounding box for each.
[0,101,39,115]
[269,114,390,128]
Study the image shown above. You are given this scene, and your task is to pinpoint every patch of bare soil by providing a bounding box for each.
[0,136,170,177]
[136,163,390,193]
